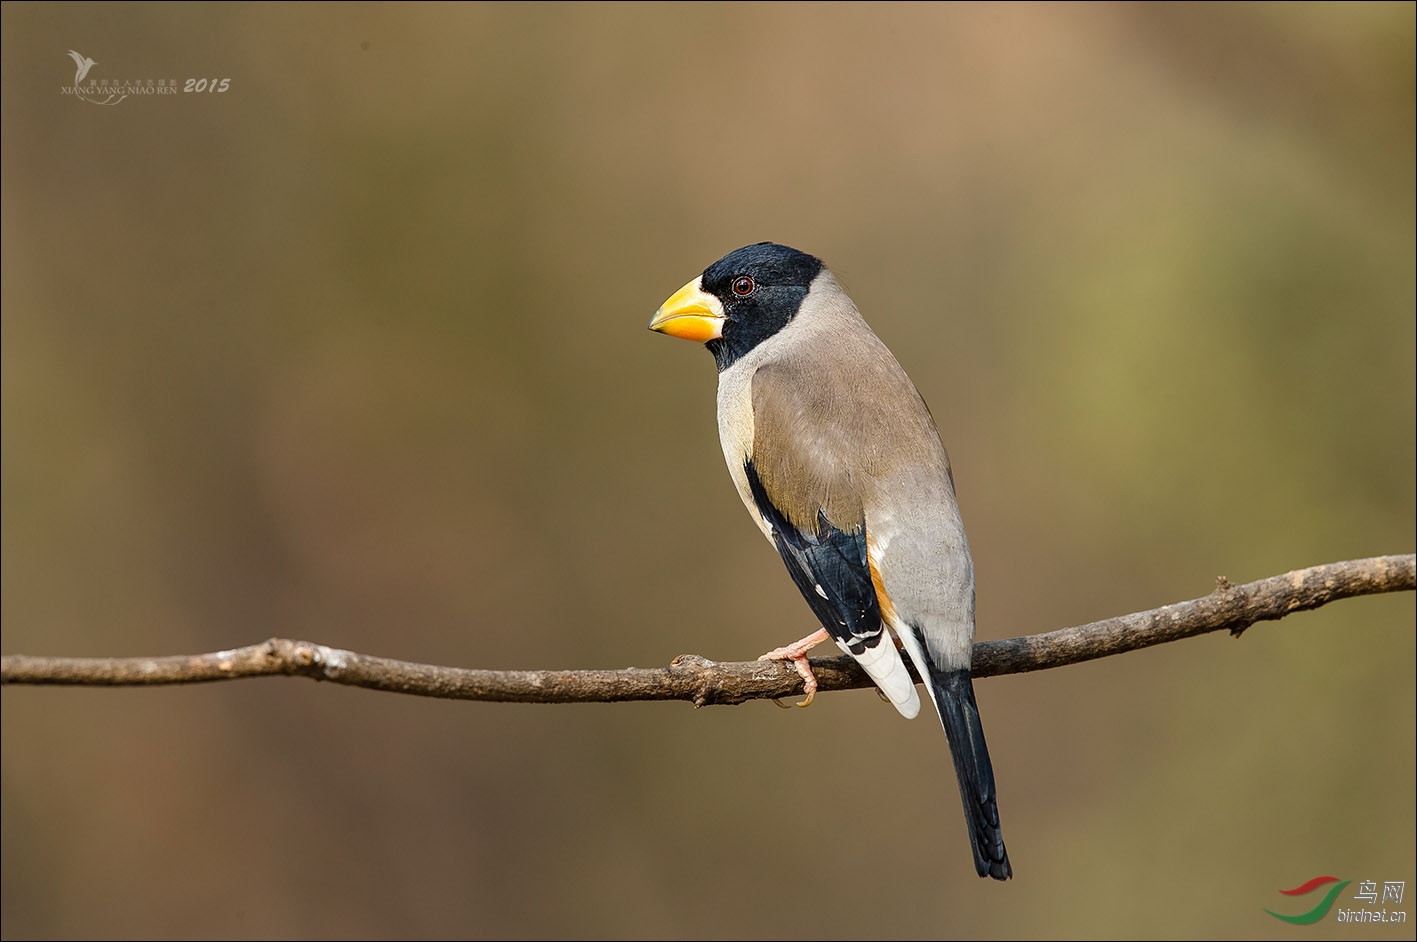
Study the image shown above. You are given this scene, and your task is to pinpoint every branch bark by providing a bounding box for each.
[2,555,1411,706]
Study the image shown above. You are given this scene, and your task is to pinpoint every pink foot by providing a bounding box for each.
[759,628,831,708]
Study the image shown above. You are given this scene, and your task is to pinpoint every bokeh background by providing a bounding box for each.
[2,3,1413,938]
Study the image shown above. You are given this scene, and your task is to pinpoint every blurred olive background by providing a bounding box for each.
[2,3,1413,939]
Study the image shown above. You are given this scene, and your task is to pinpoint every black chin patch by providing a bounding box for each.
[698,243,823,372]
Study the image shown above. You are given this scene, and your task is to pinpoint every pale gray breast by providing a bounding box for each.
[715,349,772,543]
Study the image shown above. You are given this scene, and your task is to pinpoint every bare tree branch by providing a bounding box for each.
[2,555,1411,706]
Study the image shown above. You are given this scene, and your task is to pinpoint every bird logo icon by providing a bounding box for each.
[66,50,96,85]
[63,50,125,106]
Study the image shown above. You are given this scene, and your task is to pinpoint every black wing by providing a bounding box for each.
[744,459,885,656]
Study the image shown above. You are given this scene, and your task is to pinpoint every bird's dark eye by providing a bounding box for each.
[732,275,755,297]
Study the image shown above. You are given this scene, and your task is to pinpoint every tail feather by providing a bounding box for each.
[896,623,1010,880]
[932,668,1011,880]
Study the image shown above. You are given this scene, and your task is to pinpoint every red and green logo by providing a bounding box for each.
[1265,876,1351,924]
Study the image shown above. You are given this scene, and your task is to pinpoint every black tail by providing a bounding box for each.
[931,667,1011,880]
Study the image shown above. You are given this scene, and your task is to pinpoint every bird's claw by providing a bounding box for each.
[759,648,818,709]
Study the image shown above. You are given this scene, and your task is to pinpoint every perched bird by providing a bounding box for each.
[648,242,1011,880]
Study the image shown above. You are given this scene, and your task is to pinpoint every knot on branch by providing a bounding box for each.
[669,653,735,707]
[1207,574,1256,637]
[262,638,347,680]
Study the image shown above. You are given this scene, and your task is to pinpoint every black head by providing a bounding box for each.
[700,243,823,372]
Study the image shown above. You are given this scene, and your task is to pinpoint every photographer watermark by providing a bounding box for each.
[61,50,230,106]
[1265,875,1407,926]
